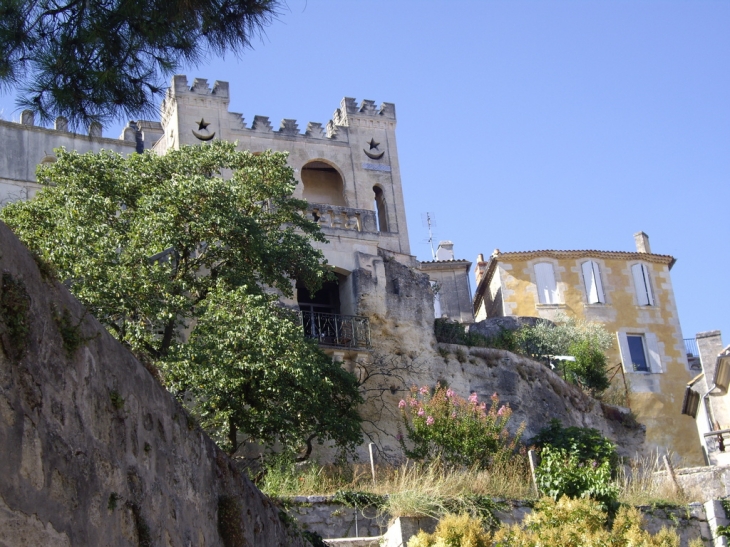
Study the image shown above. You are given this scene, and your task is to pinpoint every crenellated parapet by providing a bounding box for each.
[332,97,396,130]
[163,76,396,143]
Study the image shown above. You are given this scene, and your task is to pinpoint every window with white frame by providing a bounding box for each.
[631,263,654,306]
[581,260,605,304]
[534,262,560,304]
[617,331,662,372]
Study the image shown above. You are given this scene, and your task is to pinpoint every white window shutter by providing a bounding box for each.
[642,265,654,306]
[617,332,632,371]
[645,332,662,372]
[632,264,651,306]
[592,262,605,303]
[534,263,558,304]
[582,260,605,304]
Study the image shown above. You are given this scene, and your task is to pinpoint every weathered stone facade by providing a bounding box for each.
[0,221,306,546]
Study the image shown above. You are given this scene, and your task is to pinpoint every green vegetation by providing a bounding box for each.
[0,271,31,361]
[1,142,362,458]
[491,496,698,547]
[435,315,613,394]
[0,0,279,127]
[408,513,492,547]
[531,420,618,472]
[532,421,619,508]
[51,305,93,357]
[398,386,524,470]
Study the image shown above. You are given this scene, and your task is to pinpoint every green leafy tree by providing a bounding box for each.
[515,314,612,392]
[0,0,279,127]
[398,385,524,469]
[0,140,363,456]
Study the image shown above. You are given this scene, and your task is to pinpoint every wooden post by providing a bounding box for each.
[369,442,376,484]
[662,454,682,494]
[528,449,540,497]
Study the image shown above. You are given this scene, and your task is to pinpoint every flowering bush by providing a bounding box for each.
[398,385,524,469]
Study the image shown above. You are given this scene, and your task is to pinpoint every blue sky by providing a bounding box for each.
[2,1,728,342]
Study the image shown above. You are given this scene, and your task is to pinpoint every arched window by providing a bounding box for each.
[301,161,345,206]
[581,260,605,304]
[373,186,388,232]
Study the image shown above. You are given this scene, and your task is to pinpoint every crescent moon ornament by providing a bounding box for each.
[192,118,216,141]
[363,137,385,160]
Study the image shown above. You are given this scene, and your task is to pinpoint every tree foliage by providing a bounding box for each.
[1,141,363,456]
[0,0,279,127]
[515,314,612,392]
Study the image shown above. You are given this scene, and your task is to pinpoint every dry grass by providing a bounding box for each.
[616,453,703,506]
[258,451,702,519]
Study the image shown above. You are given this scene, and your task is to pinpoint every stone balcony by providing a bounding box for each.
[307,203,377,233]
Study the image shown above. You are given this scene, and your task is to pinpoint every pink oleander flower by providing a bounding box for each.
[398,400,406,409]
[409,398,418,407]
[497,405,506,416]
[468,392,478,404]
[417,408,425,416]
[426,416,434,426]
[420,386,429,395]
[446,388,455,399]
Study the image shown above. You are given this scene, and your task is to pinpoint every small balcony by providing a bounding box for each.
[299,311,371,349]
[307,203,377,233]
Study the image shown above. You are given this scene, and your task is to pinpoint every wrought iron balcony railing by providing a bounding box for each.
[299,311,371,349]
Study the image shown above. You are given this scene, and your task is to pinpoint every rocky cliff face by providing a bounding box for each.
[350,251,645,462]
[0,221,306,547]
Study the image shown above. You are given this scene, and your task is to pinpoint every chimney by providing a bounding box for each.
[634,231,651,254]
[435,241,454,261]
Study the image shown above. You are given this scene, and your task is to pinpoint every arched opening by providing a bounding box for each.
[373,185,388,232]
[301,161,346,206]
[297,277,341,316]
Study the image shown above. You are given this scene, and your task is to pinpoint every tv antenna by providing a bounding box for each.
[421,212,437,260]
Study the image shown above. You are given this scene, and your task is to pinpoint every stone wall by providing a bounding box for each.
[287,497,712,547]
[0,221,307,547]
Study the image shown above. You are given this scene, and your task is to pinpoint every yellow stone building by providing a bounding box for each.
[473,232,703,465]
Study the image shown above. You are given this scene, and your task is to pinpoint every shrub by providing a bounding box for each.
[515,315,612,392]
[535,446,618,508]
[407,513,492,547]
[492,496,687,547]
[531,420,618,472]
[566,339,610,392]
[398,386,524,469]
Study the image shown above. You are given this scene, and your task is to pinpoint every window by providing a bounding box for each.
[631,263,654,306]
[581,260,605,304]
[373,186,388,232]
[627,335,649,371]
[617,331,662,372]
[534,262,560,304]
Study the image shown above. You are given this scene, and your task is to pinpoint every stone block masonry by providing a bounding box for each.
[0,220,307,546]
